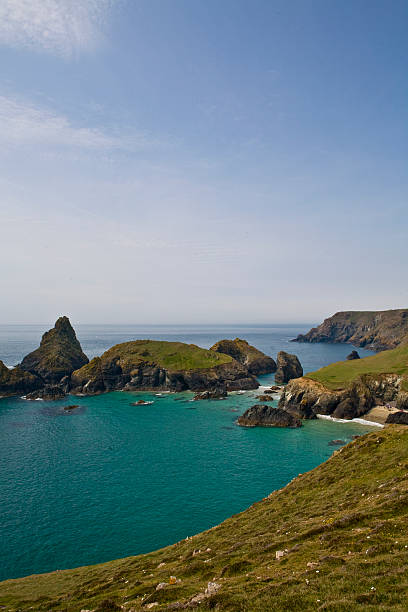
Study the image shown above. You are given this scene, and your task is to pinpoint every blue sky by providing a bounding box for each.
[0,0,407,323]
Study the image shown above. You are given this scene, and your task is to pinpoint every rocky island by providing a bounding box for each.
[1,318,287,398]
[292,308,408,351]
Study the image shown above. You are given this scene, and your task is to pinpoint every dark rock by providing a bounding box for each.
[0,360,42,397]
[210,338,276,375]
[270,385,282,391]
[26,385,65,401]
[194,387,227,400]
[63,405,79,411]
[20,316,88,384]
[237,404,302,428]
[386,411,408,425]
[256,394,274,401]
[347,350,360,360]
[275,351,303,384]
[328,439,345,446]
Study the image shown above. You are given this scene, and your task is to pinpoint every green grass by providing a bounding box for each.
[1,426,408,611]
[98,340,233,372]
[305,344,408,390]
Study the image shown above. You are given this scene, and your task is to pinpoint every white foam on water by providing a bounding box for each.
[316,414,383,428]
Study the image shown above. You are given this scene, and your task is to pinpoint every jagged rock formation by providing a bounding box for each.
[26,385,66,401]
[237,404,302,428]
[292,309,408,351]
[275,351,303,384]
[386,411,408,425]
[347,350,360,360]
[20,317,89,384]
[193,388,227,400]
[279,373,405,421]
[0,360,42,397]
[210,338,276,375]
[70,340,259,394]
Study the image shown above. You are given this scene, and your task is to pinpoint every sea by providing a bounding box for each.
[0,324,376,581]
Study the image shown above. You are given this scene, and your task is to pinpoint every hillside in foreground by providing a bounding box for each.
[1,426,407,611]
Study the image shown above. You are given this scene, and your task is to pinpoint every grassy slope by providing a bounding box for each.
[80,340,233,374]
[1,426,408,611]
[305,344,408,390]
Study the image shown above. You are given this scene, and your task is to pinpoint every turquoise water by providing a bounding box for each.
[0,325,376,581]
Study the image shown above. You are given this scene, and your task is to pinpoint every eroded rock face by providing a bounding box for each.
[70,344,259,395]
[0,360,42,397]
[26,385,65,401]
[292,309,408,351]
[210,338,276,375]
[237,404,302,428]
[386,411,408,425]
[20,317,89,384]
[279,373,406,421]
[275,351,303,384]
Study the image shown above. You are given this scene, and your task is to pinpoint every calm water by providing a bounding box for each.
[0,324,375,580]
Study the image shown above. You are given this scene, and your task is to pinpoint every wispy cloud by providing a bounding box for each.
[0,0,118,57]
[0,94,161,153]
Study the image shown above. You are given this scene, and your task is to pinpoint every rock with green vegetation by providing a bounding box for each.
[293,308,408,351]
[274,351,303,384]
[210,338,276,375]
[70,340,259,394]
[238,404,302,428]
[0,360,42,397]
[1,426,408,611]
[20,316,88,384]
[279,344,408,420]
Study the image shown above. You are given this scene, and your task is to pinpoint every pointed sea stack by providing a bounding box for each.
[20,316,89,384]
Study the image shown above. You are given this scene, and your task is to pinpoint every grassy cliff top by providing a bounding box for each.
[306,344,408,390]
[89,340,233,372]
[1,425,408,611]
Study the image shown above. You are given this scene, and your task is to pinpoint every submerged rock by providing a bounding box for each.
[275,351,303,384]
[328,439,345,446]
[210,338,276,375]
[237,404,302,428]
[63,405,80,411]
[347,350,360,360]
[20,316,88,384]
[193,387,227,400]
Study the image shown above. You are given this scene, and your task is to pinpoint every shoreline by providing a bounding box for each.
[317,413,384,428]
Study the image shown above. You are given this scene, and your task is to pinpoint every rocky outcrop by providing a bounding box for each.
[292,309,408,351]
[26,385,66,401]
[275,351,303,384]
[20,317,89,384]
[193,388,227,400]
[347,350,360,360]
[279,374,406,421]
[0,360,42,397]
[210,338,276,375]
[237,404,302,428]
[386,411,408,425]
[70,340,259,395]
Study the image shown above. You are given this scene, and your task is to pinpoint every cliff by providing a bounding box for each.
[293,309,408,351]
[210,338,276,375]
[19,316,89,384]
[0,360,42,397]
[279,344,408,420]
[70,340,259,394]
[1,426,407,611]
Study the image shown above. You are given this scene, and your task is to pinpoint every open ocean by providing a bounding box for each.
[0,324,375,580]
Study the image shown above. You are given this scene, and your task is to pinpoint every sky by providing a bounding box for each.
[0,0,407,324]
